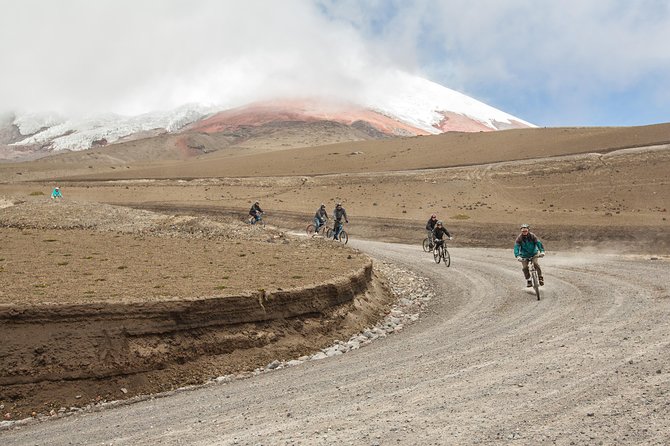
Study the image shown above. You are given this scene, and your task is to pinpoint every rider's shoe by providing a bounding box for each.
[526,280,533,287]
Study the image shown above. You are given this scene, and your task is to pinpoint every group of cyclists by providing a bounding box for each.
[313,202,349,240]
[251,200,349,241]
[259,201,545,288]
[425,214,453,251]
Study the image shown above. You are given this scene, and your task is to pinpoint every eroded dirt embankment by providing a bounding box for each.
[0,261,394,419]
[0,199,395,418]
[1,262,373,386]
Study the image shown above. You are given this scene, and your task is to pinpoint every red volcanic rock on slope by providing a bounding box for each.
[186,99,430,137]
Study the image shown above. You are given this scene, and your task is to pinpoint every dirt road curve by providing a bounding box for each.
[3,242,669,445]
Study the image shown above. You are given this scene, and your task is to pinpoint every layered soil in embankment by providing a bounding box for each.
[0,199,393,418]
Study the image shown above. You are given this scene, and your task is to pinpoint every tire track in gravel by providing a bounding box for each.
[2,242,669,445]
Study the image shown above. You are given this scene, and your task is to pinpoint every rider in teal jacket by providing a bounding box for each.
[514,230,544,258]
[514,224,546,286]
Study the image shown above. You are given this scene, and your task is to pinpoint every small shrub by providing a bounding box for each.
[57,261,68,266]
[451,214,471,220]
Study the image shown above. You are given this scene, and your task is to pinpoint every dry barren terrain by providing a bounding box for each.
[1,124,669,444]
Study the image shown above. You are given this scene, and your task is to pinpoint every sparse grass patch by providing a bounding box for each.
[29,191,45,196]
[117,265,128,270]
[214,285,227,290]
[33,283,48,288]
[451,213,471,220]
[57,261,68,266]
[95,278,106,282]
[43,239,58,243]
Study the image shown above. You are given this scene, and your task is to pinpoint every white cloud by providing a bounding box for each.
[2,0,669,125]
[0,0,395,116]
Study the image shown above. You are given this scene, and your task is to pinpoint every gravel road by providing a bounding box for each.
[2,242,669,445]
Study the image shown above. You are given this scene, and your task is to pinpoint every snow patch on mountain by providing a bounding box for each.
[11,105,215,152]
[14,112,65,136]
[364,71,533,133]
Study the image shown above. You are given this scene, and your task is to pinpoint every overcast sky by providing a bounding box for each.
[1,0,669,127]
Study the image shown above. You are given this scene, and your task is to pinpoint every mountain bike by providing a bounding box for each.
[247,212,266,227]
[328,221,348,244]
[520,255,541,300]
[432,240,450,266]
[306,219,328,237]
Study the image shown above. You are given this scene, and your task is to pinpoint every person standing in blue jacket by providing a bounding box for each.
[514,223,545,287]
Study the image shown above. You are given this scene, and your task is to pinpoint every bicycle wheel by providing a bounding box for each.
[306,224,316,236]
[339,230,349,244]
[433,246,441,264]
[531,270,540,300]
[422,238,431,252]
[326,228,333,238]
[442,247,451,267]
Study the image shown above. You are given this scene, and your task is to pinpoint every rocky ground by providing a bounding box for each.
[0,126,668,443]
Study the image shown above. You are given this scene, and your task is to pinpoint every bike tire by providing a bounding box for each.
[339,230,349,244]
[326,228,333,238]
[422,238,431,252]
[443,247,451,267]
[306,224,316,236]
[433,246,441,264]
[531,270,540,300]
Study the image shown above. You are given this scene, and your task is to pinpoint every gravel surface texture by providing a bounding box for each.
[2,240,669,445]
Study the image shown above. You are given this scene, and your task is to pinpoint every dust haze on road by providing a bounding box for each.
[2,241,669,445]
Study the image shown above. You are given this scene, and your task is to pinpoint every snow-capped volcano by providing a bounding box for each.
[2,72,534,159]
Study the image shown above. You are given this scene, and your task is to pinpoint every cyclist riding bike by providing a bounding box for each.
[425,214,438,248]
[432,220,452,247]
[514,224,546,287]
[313,203,329,234]
[332,202,349,240]
[249,201,264,224]
[51,186,63,200]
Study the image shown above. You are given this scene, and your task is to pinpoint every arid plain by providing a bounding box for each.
[1,123,669,440]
